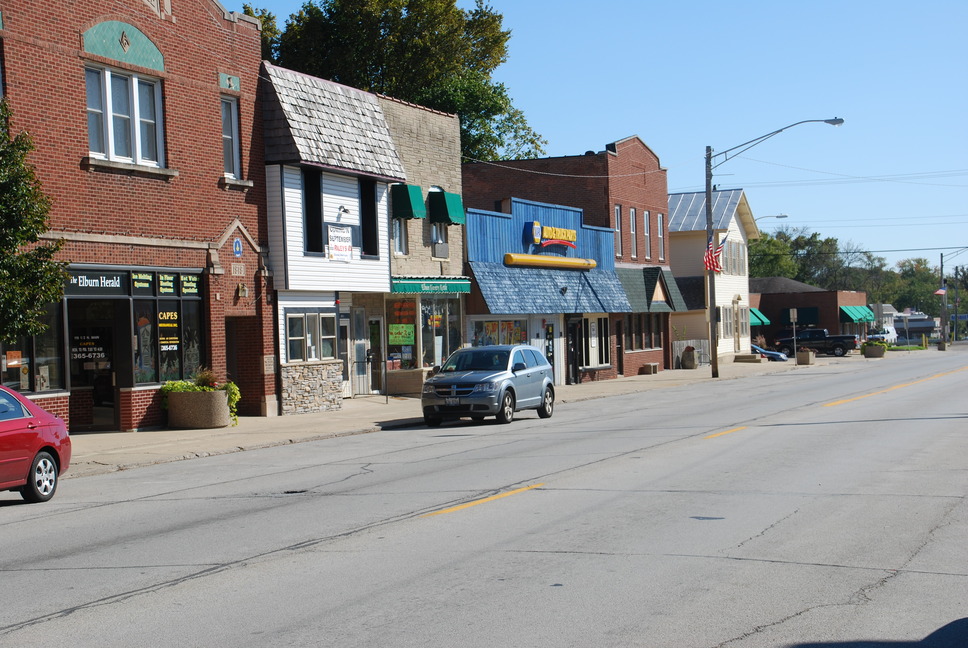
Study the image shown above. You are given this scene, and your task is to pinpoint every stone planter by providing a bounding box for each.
[795,349,815,365]
[863,345,887,358]
[681,349,697,370]
[167,390,231,429]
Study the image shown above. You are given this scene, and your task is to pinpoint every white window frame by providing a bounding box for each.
[614,205,622,257]
[286,311,337,362]
[86,65,165,167]
[643,211,651,259]
[392,217,409,255]
[657,212,665,261]
[221,96,241,179]
[629,207,637,258]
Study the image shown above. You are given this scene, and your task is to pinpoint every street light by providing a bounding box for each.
[754,213,788,222]
[705,118,843,378]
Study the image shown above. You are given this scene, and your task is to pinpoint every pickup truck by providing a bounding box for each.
[774,328,859,357]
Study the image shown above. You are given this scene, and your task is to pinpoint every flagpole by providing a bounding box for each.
[705,146,719,378]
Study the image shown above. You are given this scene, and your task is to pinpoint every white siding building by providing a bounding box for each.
[262,63,405,411]
[667,189,762,361]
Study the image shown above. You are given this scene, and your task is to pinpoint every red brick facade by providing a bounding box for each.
[1,0,276,430]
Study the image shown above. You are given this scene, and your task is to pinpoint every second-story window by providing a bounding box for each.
[359,178,379,258]
[221,96,240,178]
[614,205,622,257]
[657,212,665,260]
[630,207,637,258]
[86,66,164,167]
[643,211,651,259]
[392,217,408,255]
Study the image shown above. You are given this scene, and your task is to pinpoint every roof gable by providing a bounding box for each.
[261,63,405,180]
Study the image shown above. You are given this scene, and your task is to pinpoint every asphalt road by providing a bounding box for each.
[2,348,966,647]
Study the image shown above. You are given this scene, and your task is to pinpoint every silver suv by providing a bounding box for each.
[421,345,555,427]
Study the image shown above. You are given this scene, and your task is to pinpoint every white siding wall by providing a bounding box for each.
[279,165,391,293]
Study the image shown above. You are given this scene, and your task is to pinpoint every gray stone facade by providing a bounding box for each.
[378,97,464,277]
[280,360,344,414]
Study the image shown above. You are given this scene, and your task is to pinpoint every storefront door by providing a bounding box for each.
[566,319,582,385]
[368,318,384,394]
[68,299,131,431]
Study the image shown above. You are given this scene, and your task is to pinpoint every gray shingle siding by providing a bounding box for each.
[261,63,405,180]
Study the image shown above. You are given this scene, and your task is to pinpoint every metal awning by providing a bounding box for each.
[750,307,771,326]
[390,277,470,294]
[390,184,426,219]
[429,191,465,225]
[840,305,875,323]
[469,262,631,314]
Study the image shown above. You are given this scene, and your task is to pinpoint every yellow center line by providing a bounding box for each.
[422,483,544,517]
[824,366,968,407]
[705,426,748,439]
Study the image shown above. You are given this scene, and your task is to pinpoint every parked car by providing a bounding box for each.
[422,345,554,426]
[774,328,859,357]
[0,386,71,503]
[751,344,788,362]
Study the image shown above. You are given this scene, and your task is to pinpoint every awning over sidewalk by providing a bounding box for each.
[750,307,770,326]
[839,305,875,323]
[391,276,470,294]
[469,261,631,314]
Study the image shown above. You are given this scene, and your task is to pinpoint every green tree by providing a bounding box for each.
[243,4,282,62]
[894,258,942,317]
[0,99,67,344]
[748,233,798,279]
[268,0,546,161]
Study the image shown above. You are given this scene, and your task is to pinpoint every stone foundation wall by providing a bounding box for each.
[280,360,344,414]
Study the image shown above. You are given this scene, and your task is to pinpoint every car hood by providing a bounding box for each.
[427,370,507,384]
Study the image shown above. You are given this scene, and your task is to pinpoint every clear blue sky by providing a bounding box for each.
[237,0,968,271]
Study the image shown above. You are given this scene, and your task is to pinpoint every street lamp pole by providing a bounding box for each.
[705,118,843,378]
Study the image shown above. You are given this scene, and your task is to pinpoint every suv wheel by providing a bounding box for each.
[496,391,515,424]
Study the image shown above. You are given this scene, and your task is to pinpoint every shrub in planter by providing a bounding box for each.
[160,368,241,427]
[861,339,888,358]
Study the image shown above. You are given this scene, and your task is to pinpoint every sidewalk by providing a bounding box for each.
[65,356,824,479]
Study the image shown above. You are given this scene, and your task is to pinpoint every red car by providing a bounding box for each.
[0,385,71,503]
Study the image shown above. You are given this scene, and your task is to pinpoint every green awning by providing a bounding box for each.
[391,277,470,294]
[750,307,770,326]
[428,191,465,225]
[840,305,875,323]
[390,184,426,219]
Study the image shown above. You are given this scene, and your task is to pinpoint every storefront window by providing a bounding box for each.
[420,297,462,367]
[183,301,202,377]
[159,300,181,381]
[134,301,157,383]
[387,298,417,369]
[2,305,65,392]
[579,315,610,368]
[285,309,338,363]
[472,319,528,347]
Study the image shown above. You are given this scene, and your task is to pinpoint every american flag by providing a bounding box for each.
[704,233,727,272]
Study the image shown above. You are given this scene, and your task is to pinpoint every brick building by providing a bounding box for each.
[462,136,686,379]
[0,0,276,430]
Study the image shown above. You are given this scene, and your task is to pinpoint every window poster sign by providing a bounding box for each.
[66,270,127,295]
[158,306,181,381]
[131,272,155,295]
[158,273,178,296]
[70,334,107,361]
[388,324,415,345]
[181,274,200,296]
[327,225,353,263]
